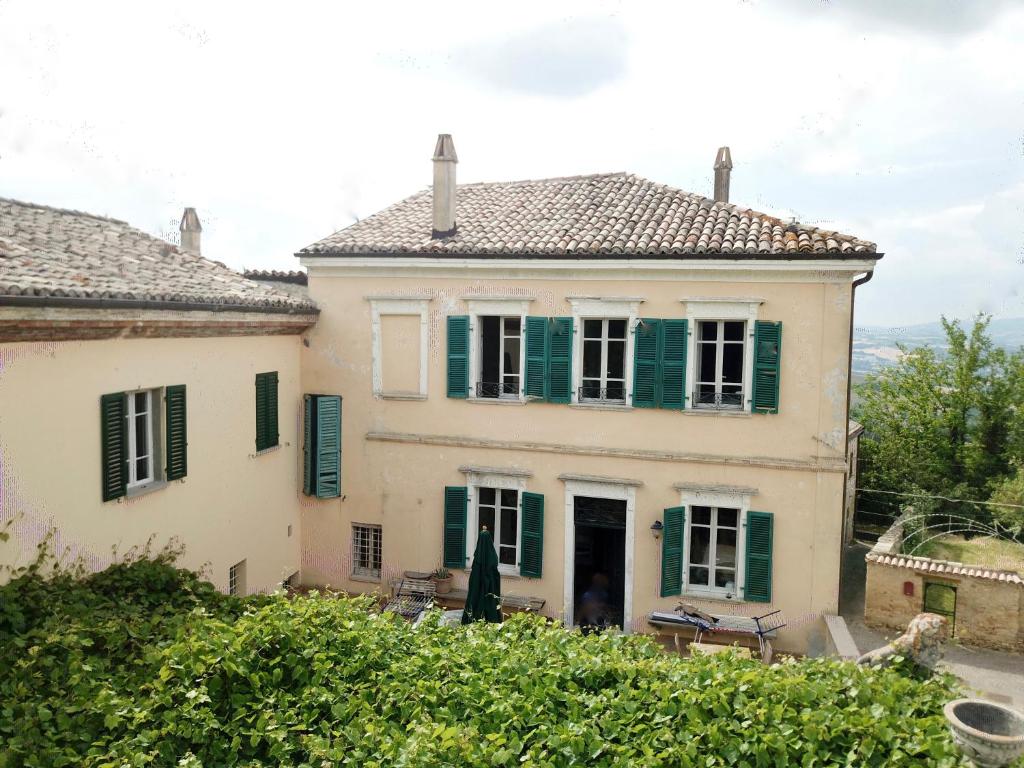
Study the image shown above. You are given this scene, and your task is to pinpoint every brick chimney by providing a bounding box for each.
[180,207,202,254]
[432,134,458,238]
[713,147,732,204]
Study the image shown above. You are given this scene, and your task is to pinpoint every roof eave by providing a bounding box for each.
[0,293,319,315]
[296,249,883,261]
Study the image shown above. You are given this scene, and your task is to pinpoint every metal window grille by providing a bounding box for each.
[228,560,244,596]
[352,524,383,579]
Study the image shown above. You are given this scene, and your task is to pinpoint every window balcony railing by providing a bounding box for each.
[577,385,626,403]
[693,391,744,409]
[475,382,520,399]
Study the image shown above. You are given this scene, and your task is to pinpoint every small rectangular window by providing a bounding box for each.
[125,389,157,488]
[228,559,247,596]
[477,315,522,398]
[580,318,627,402]
[352,523,383,580]
[695,320,745,409]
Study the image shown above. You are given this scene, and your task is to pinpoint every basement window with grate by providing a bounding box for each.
[352,523,382,580]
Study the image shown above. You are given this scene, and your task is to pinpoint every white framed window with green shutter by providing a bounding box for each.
[466,298,532,402]
[568,297,641,406]
[302,394,342,499]
[455,467,539,577]
[661,486,773,603]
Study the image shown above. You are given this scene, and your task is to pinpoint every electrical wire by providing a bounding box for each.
[856,487,1024,510]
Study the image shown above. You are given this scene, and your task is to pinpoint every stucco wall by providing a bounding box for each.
[0,335,304,593]
[299,269,857,653]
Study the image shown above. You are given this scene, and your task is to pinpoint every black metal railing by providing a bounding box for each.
[693,390,744,409]
[577,385,626,403]
[475,381,519,398]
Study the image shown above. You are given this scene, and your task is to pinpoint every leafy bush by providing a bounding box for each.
[0,558,982,768]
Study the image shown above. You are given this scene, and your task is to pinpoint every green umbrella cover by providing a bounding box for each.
[461,529,502,624]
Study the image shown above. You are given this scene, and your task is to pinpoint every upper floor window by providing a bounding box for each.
[126,389,156,488]
[477,316,521,399]
[580,319,627,403]
[695,320,745,409]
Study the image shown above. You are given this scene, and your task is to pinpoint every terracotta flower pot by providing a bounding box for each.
[433,576,453,594]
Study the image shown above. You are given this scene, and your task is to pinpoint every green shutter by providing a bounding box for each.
[752,321,782,414]
[547,317,573,403]
[524,316,548,399]
[255,372,279,452]
[443,486,468,569]
[661,506,685,597]
[632,318,660,407]
[165,385,187,481]
[446,316,470,398]
[744,511,774,603]
[661,319,688,409]
[315,395,341,498]
[100,392,128,501]
[519,492,544,577]
[302,395,314,496]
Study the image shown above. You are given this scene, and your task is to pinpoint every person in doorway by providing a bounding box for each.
[578,572,611,633]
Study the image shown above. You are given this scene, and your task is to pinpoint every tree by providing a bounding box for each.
[854,315,1023,529]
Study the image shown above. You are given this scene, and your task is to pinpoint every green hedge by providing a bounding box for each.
[0,558,980,767]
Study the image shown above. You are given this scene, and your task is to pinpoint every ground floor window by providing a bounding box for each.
[476,486,519,569]
[352,523,383,580]
[687,506,739,593]
[228,559,246,596]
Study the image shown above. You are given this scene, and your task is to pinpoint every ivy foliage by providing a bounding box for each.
[1,558,974,768]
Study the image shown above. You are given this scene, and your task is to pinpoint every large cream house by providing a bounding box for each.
[297,136,881,652]
[0,199,317,594]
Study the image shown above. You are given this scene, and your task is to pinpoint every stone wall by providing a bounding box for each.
[864,513,1024,653]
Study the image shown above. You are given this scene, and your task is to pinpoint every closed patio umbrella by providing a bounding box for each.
[461,529,502,624]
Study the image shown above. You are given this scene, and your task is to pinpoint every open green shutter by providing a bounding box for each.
[446,316,470,398]
[302,395,314,495]
[752,321,782,414]
[744,511,774,602]
[255,372,278,452]
[661,319,688,409]
[547,317,573,403]
[267,372,279,449]
[315,395,341,498]
[524,316,548,399]
[632,318,660,407]
[661,506,685,596]
[520,492,544,577]
[100,393,128,501]
[165,385,187,481]
[443,486,468,569]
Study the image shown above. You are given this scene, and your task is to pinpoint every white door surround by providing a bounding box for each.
[561,477,637,633]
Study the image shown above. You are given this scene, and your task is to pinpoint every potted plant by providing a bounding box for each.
[431,567,453,594]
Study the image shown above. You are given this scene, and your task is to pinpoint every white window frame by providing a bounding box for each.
[681,298,762,413]
[568,297,643,406]
[460,466,530,576]
[694,319,747,410]
[367,296,431,399]
[677,487,754,601]
[125,389,156,489]
[228,559,246,596]
[351,523,383,581]
[579,318,629,403]
[467,298,532,403]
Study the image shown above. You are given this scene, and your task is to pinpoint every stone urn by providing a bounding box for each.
[944,699,1024,767]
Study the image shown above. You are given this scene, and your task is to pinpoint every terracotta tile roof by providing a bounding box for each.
[301,173,877,258]
[868,552,1023,585]
[0,197,316,313]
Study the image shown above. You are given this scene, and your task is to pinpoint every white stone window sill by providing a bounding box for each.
[350,572,382,584]
[379,392,427,401]
[253,444,281,457]
[125,480,168,500]
[684,408,752,419]
[570,401,632,412]
[466,397,526,406]
[681,589,745,604]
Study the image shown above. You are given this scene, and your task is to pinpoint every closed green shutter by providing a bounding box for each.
[164,385,188,481]
[315,395,341,498]
[302,395,314,496]
[519,491,544,577]
[661,506,685,596]
[255,372,279,452]
[446,316,470,398]
[751,321,782,414]
[443,486,468,569]
[744,511,774,603]
[632,318,661,407]
[100,392,128,501]
[547,317,573,404]
[524,316,548,399]
[661,319,688,409]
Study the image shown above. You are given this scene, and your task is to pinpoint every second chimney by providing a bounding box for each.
[713,147,732,204]
[432,134,458,238]
[180,207,202,254]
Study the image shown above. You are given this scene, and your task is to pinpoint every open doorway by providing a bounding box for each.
[573,496,626,630]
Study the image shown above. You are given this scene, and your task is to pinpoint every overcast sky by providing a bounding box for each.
[2,1,1022,326]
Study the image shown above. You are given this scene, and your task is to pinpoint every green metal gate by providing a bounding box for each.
[923,582,957,636]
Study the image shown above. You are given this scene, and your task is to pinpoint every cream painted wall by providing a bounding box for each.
[298,268,863,653]
[0,335,304,593]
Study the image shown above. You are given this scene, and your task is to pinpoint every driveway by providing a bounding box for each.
[840,542,1024,709]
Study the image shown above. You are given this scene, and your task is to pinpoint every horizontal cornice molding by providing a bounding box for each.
[366,430,849,474]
